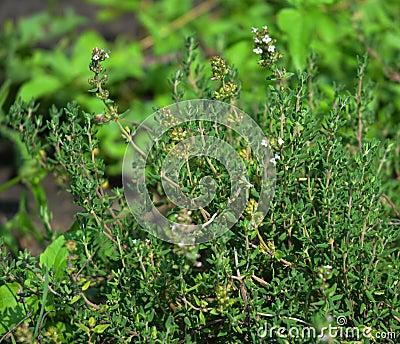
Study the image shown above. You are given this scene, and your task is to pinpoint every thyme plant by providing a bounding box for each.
[0,26,399,344]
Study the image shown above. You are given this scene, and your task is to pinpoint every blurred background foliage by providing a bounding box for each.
[0,0,399,176]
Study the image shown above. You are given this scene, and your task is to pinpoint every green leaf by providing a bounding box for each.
[274,250,286,260]
[365,290,375,303]
[71,31,107,77]
[111,41,144,80]
[330,294,343,301]
[326,282,337,297]
[225,41,252,73]
[76,323,90,335]
[88,317,96,328]
[0,283,25,335]
[39,235,68,278]
[165,315,172,328]
[93,324,110,334]
[184,317,191,327]
[18,74,62,101]
[199,311,206,326]
[82,281,91,291]
[277,8,313,71]
[70,295,81,304]
[0,282,19,309]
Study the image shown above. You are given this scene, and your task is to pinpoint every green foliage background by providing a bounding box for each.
[1,0,400,174]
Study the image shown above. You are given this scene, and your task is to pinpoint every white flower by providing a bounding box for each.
[262,25,268,30]
[278,137,284,146]
[105,53,110,59]
[270,154,280,166]
[170,223,176,231]
[132,239,137,244]
[254,37,260,43]
[262,35,272,44]
[253,47,263,55]
[261,138,269,147]
[268,45,275,52]
[92,54,99,61]
[252,27,258,33]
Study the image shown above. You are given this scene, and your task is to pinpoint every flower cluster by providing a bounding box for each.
[88,47,124,125]
[252,26,282,70]
[88,48,111,103]
[88,47,110,75]
[210,56,238,101]
[269,154,280,166]
[91,47,109,62]
[210,56,230,81]
[213,81,238,101]
[245,198,258,217]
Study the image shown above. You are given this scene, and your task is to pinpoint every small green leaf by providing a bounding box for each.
[82,281,91,291]
[274,250,285,260]
[365,291,375,302]
[373,290,385,296]
[199,311,206,325]
[88,317,96,328]
[70,295,81,304]
[93,324,110,334]
[165,315,173,328]
[76,323,90,334]
[210,309,219,315]
[184,317,191,327]
[326,283,337,297]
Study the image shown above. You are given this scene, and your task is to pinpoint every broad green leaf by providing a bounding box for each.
[0,283,36,336]
[225,40,250,67]
[0,282,19,310]
[111,41,144,80]
[40,235,68,278]
[18,74,62,101]
[72,31,107,77]
[277,8,313,71]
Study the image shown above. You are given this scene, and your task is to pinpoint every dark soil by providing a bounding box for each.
[0,140,82,255]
